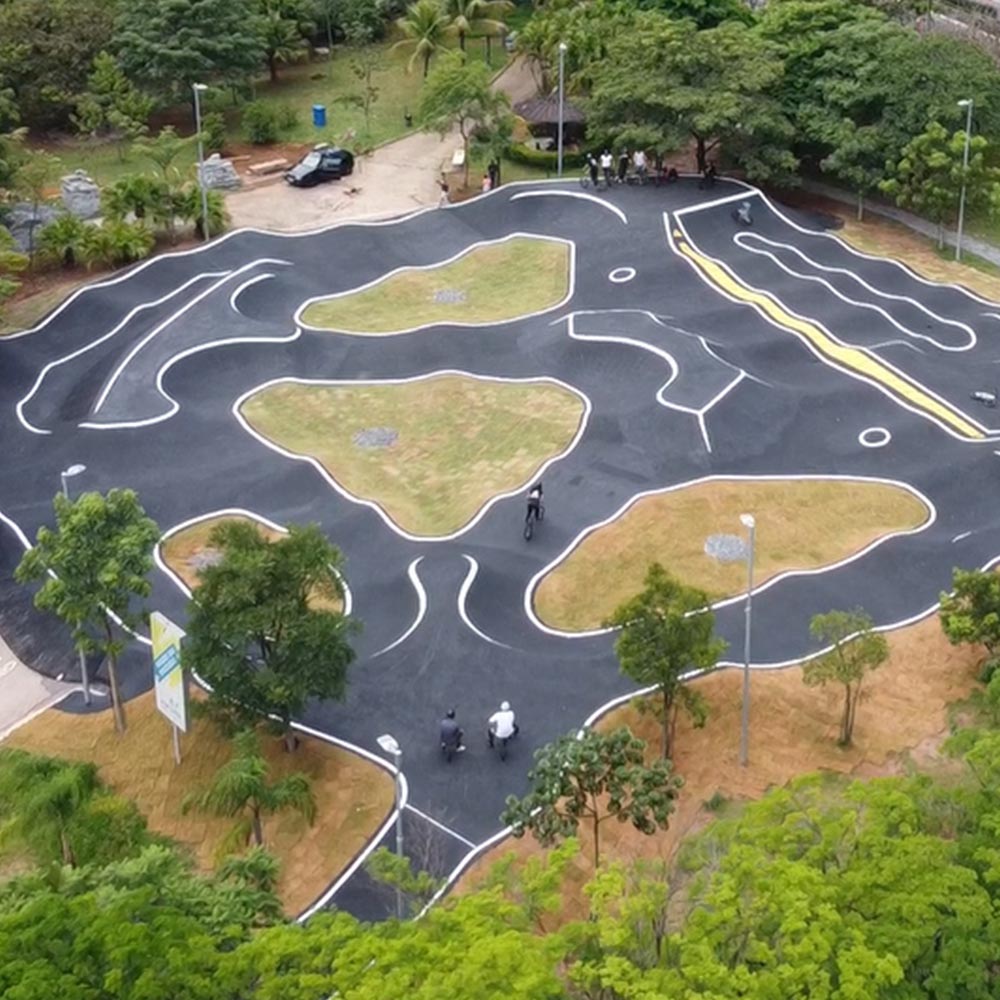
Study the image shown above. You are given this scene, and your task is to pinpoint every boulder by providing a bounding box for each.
[60,169,101,219]
[5,202,61,253]
[198,153,242,190]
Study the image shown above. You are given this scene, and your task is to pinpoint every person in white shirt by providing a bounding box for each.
[599,150,613,187]
[633,148,647,181]
[488,700,519,749]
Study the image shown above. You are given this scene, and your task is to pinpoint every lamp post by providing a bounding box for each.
[376,733,405,919]
[192,83,210,242]
[59,463,91,706]
[557,42,567,178]
[738,513,755,767]
[955,98,974,262]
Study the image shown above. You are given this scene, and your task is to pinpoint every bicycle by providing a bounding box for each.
[524,501,545,541]
[579,168,604,190]
[488,727,520,761]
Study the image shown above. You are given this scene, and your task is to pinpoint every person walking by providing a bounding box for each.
[438,178,450,207]
[440,709,466,761]
[587,153,599,187]
[481,173,492,193]
[632,148,647,182]
[487,701,519,760]
[599,149,613,187]
[617,150,629,184]
[488,159,500,189]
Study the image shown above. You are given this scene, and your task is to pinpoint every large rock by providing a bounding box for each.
[5,202,61,253]
[198,153,241,190]
[60,169,101,219]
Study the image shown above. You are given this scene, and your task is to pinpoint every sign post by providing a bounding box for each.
[150,612,188,765]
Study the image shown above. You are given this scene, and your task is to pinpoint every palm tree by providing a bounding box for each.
[442,0,511,54]
[393,0,454,78]
[0,750,100,866]
[182,730,316,854]
[258,2,305,83]
[102,174,170,223]
[175,185,230,240]
[38,213,88,268]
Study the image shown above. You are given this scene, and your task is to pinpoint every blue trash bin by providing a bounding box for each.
[312,104,327,129]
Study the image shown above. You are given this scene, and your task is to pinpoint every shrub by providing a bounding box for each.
[201,111,227,154]
[38,214,89,268]
[102,174,170,222]
[67,793,151,866]
[176,185,230,239]
[81,220,154,268]
[275,103,298,131]
[505,142,588,172]
[243,102,281,145]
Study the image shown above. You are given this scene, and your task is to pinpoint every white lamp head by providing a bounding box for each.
[193,83,208,92]
[740,513,755,530]
[62,464,86,478]
[558,41,567,52]
[958,98,972,108]
[377,733,401,756]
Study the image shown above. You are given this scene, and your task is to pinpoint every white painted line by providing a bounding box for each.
[510,188,628,225]
[15,272,229,435]
[229,271,278,314]
[370,558,427,658]
[404,803,477,849]
[952,530,972,543]
[733,231,976,353]
[458,556,510,648]
[523,472,938,639]
[295,232,576,335]
[858,426,891,448]
[155,507,353,616]
[93,259,291,415]
[608,267,636,284]
[231,371,592,544]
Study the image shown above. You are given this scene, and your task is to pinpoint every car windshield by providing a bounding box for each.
[300,152,322,168]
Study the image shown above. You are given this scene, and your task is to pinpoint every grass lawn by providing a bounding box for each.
[300,235,570,333]
[240,373,584,536]
[534,479,929,631]
[159,514,342,612]
[4,691,393,916]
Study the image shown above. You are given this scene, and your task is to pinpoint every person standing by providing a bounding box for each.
[588,153,599,187]
[440,709,465,760]
[633,148,647,182]
[438,178,450,207]
[617,149,629,184]
[487,701,519,759]
[488,159,500,189]
[481,173,492,193]
[599,149,613,187]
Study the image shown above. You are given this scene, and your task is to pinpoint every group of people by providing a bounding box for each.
[586,148,682,187]
[440,701,520,760]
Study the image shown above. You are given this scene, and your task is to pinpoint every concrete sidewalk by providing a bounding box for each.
[0,632,73,740]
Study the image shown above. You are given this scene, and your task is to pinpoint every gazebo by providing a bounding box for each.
[514,94,586,149]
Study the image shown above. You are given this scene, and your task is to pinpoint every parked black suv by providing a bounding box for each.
[285,146,355,187]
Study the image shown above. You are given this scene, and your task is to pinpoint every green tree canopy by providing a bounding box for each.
[114,0,264,99]
[941,567,1000,667]
[73,52,153,159]
[606,563,724,758]
[184,521,357,748]
[502,727,682,868]
[15,489,160,734]
[392,0,455,78]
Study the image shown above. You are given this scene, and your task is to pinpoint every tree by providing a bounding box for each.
[502,727,682,869]
[881,121,1000,249]
[73,52,153,160]
[184,521,357,750]
[175,185,230,240]
[134,126,197,184]
[114,0,264,100]
[0,750,100,866]
[183,730,316,853]
[441,0,511,53]
[587,15,797,181]
[256,0,315,83]
[15,150,61,264]
[418,53,511,188]
[605,563,725,759]
[15,489,160,734]
[393,0,454,78]
[940,568,1000,668]
[0,226,28,316]
[102,173,171,223]
[38,214,89,269]
[802,608,889,746]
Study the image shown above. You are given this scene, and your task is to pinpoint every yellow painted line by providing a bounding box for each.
[674,234,984,440]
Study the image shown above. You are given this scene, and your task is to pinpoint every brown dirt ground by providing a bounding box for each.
[3,691,392,915]
[459,615,982,916]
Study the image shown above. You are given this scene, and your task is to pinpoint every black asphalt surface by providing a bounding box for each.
[2,178,999,921]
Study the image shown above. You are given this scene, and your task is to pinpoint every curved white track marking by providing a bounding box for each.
[82,327,303,431]
[859,426,891,448]
[155,506,353,615]
[229,271,278,314]
[15,272,229,436]
[509,188,628,225]
[565,309,749,453]
[984,313,1000,321]
[370,558,427,658]
[93,258,292,415]
[458,556,511,648]
[665,213,995,442]
[231,370,592,544]
[523,473,938,639]
[608,267,636,284]
[952,530,972,543]
[734,232,975,352]
[295,232,576,335]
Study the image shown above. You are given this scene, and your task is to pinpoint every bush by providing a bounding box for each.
[81,220,154,268]
[275,103,298,131]
[67,793,151,866]
[38,214,89,268]
[201,111,227,154]
[243,102,284,145]
[506,142,588,172]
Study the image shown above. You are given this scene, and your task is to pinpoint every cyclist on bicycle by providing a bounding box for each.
[488,701,519,750]
[526,482,543,523]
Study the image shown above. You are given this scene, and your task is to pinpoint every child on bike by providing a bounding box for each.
[526,482,543,523]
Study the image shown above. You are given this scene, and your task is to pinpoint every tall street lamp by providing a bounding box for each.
[739,513,756,767]
[376,733,405,919]
[192,83,210,242]
[557,42,567,178]
[59,463,91,705]
[955,98,974,262]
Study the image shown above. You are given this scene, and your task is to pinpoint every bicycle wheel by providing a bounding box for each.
[579,175,590,189]
[537,504,545,522]
[523,515,534,541]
